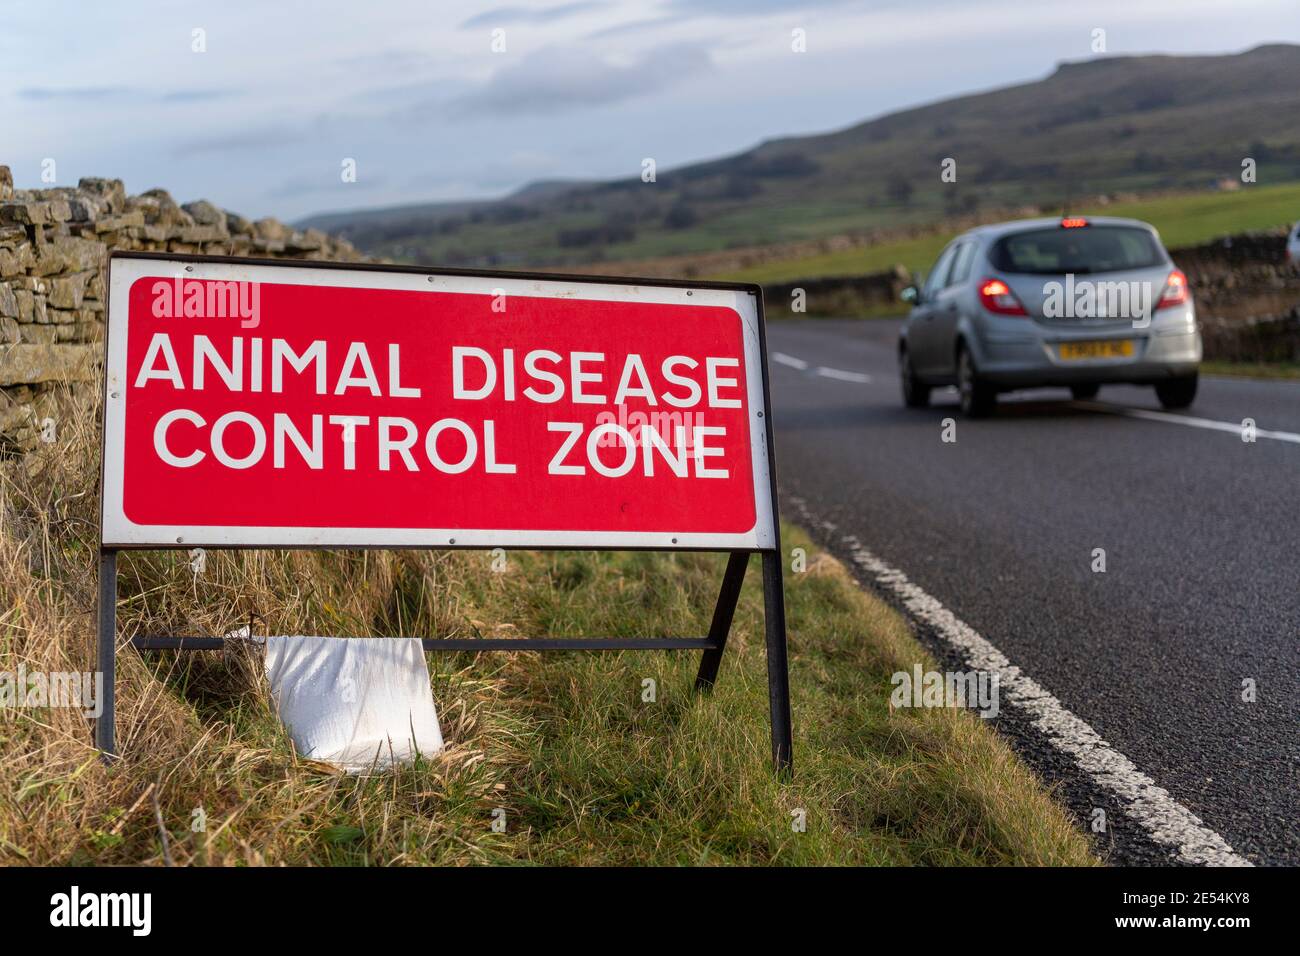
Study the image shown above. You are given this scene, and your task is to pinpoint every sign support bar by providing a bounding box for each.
[95,549,117,759]
[95,546,794,772]
[694,550,749,690]
[762,550,793,773]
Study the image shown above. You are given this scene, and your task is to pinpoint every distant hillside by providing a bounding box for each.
[300,178,596,236]
[300,44,1300,269]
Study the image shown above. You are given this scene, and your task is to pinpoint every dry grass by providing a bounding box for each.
[0,384,1098,866]
[0,385,522,865]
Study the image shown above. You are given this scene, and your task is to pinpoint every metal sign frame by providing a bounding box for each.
[95,251,793,772]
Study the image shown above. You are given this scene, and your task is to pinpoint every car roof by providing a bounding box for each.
[957,216,1160,243]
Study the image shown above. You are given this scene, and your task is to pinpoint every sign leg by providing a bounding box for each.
[96,549,117,759]
[761,550,793,774]
[694,551,750,691]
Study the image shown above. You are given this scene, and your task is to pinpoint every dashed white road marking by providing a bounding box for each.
[814,366,872,384]
[771,351,809,371]
[787,495,1252,867]
[770,349,872,383]
[1081,402,1300,445]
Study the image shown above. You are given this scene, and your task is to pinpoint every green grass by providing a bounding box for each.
[1201,360,1300,380]
[458,532,1097,865]
[718,234,953,286]
[713,182,1300,284]
[1093,182,1300,248]
[1,388,1097,866]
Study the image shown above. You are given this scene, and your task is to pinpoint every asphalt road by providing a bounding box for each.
[767,317,1299,866]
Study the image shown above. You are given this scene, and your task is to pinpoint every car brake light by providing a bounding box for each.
[1060,217,1089,229]
[1157,269,1189,310]
[979,278,1028,316]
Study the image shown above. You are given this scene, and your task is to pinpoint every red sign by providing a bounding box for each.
[101,256,775,550]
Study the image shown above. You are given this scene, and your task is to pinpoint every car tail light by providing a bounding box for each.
[1156,269,1189,310]
[979,278,1028,316]
[1060,217,1089,229]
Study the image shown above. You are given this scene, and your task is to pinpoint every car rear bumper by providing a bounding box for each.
[971,325,1202,388]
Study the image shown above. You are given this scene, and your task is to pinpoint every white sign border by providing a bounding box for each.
[100,254,777,551]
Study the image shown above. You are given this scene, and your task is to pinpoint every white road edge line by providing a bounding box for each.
[1080,402,1300,445]
[787,496,1252,867]
[771,351,809,371]
[814,366,872,384]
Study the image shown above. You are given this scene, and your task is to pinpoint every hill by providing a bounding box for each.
[299,44,1300,269]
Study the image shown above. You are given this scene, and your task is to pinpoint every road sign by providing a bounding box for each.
[96,252,792,772]
[102,256,775,550]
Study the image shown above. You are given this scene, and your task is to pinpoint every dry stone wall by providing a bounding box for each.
[1169,230,1300,361]
[0,163,366,456]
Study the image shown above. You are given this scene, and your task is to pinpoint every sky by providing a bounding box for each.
[4,0,1299,222]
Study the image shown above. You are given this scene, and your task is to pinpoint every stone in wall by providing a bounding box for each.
[0,343,97,387]
[0,162,369,457]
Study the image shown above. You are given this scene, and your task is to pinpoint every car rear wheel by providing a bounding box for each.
[1070,383,1101,400]
[900,346,930,408]
[1155,373,1197,409]
[957,346,996,418]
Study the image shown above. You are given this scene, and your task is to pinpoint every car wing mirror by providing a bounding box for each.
[900,285,920,305]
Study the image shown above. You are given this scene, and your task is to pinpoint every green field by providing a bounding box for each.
[712,181,1300,284]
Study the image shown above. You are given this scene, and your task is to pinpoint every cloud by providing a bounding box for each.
[586,15,677,39]
[460,2,605,29]
[160,89,238,103]
[19,86,236,104]
[269,174,388,199]
[334,49,437,78]
[175,125,309,156]
[446,42,712,116]
[663,0,862,10]
[18,87,130,101]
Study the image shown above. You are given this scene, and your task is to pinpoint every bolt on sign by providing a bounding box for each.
[96,253,793,771]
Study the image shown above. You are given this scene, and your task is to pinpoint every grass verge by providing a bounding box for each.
[0,387,1096,865]
[1200,360,1300,381]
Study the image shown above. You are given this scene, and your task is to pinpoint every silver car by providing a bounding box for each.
[898,216,1201,416]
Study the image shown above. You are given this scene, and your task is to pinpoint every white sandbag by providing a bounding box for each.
[264,636,443,772]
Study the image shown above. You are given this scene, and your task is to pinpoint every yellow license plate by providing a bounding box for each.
[1058,339,1134,360]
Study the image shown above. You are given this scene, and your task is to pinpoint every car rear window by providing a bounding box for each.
[989,226,1166,275]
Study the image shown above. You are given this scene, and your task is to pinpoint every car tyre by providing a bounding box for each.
[957,345,996,418]
[1070,383,1101,400]
[900,346,930,408]
[1155,373,1197,410]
